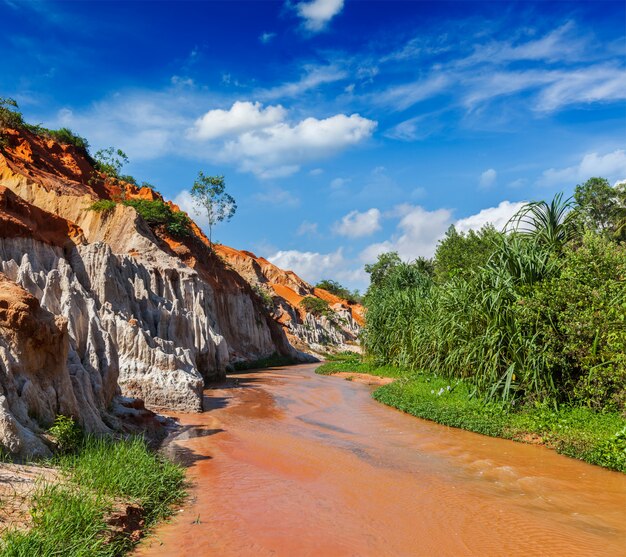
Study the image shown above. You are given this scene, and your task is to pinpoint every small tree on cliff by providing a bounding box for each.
[190,172,237,247]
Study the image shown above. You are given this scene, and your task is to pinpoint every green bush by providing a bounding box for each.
[45,127,90,152]
[0,97,24,130]
[123,199,192,237]
[315,279,362,304]
[48,415,83,453]
[590,427,626,472]
[300,296,331,316]
[514,233,626,410]
[88,199,117,213]
[252,284,274,311]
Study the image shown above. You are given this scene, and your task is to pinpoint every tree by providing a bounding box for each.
[190,172,237,247]
[364,252,402,289]
[94,147,129,179]
[434,225,501,282]
[575,177,626,241]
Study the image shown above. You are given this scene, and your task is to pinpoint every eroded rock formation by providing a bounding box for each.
[0,126,360,457]
[215,245,364,355]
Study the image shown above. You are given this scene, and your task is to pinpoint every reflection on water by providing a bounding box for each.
[136,364,626,557]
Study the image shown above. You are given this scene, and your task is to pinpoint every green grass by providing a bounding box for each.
[318,359,626,473]
[0,436,186,556]
[316,359,407,379]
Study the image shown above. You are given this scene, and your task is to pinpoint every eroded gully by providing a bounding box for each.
[135,363,626,557]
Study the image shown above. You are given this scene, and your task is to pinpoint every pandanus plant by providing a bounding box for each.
[508,193,579,252]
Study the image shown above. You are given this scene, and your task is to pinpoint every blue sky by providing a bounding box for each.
[2,0,625,289]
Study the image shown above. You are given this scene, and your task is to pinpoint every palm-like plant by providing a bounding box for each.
[508,193,579,251]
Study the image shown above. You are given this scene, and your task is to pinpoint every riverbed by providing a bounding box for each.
[135,364,626,556]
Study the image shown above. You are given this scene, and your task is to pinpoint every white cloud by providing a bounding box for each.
[170,75,194,87]
[297,221,318,236]
[309,168,324,176]
[259,64,346,100]
[218,112,376,178]
[294,0,344,32]
[253,185,300,207]
[334,208,381,238]
[360,200,526,265]
[374,74,451,111]
[479,168,497,189]
[534,65,626,112]
[455,200,526,234]
[55,96,185,160]
[173,189,206,227]
[460,22,585,67]
[360,205,453,263]
[259,32,276,44]
[189,101,286,140]
[330,177,350,189]
[268,248,345,284]
[539,149,626,187]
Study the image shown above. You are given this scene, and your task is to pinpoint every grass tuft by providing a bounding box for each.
[0,436,186,556]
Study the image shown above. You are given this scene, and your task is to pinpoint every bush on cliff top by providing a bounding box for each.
[300,296,331,317]
[87,198,192,238]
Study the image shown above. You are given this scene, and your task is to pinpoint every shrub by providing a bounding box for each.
[300,296,331,316]
[315,279,362,304]
[48,415,83,453]
[0,97,24,130]
[46,127,90,152]
[253,284,274,311]
[88,199,117,213]
[515,233,626,410]
[123,199,192,237]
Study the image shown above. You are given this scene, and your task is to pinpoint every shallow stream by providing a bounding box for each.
[135,364,626,556]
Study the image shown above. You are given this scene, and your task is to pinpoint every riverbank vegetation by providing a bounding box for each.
[0,420,185,556]
[320,178,626,472]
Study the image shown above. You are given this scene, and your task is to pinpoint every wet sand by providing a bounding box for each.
[135,364,626,557]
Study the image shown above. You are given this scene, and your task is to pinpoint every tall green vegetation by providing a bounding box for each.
[363,181,625,411]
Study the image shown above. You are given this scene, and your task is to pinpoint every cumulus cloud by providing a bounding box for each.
[267,199,530,289]
[217,111,376,177]
[268,248,345,284]
[479,168,497,189]
[183,100,375,177]
[539,149,626,187]
[455,200,526,233]
[359,200,527,265]
[189,101,286,140]
[294,0,344,32]
[334,208,381,238]
[360,205,453,263]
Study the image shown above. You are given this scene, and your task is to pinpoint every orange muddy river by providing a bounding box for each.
[135,364,626,557]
